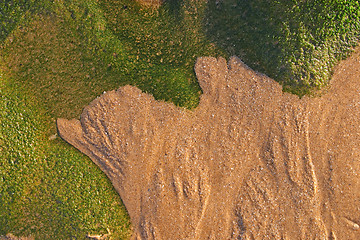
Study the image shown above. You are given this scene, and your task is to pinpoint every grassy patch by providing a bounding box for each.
[205,0,360,95]
[0,1,31,42]
[0,77,132,239]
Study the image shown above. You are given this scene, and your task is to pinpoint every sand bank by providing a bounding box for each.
[58,49,360,239]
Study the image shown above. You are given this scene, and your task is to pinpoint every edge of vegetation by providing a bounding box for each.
[1,0,359,239]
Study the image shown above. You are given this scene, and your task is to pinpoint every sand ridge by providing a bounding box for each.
[57,49,360,239]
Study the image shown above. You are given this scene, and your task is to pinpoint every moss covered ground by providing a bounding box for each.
[205,0,360,95]
[0,0,359,239]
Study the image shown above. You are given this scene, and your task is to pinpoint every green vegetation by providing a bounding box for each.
[1,0,359,239]
[0,0,221,239]
[0,1,31,42]
[205,0,360,95]
[0,80,132,239]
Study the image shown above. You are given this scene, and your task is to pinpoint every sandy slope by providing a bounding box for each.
[58,48,360,239]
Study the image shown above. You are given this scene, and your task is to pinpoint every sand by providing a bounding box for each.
[57,49,360,239]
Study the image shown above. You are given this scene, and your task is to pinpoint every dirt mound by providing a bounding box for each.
[57,49,360,239]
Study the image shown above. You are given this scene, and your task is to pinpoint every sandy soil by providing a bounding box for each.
[136,0,164,8]
[58,48,360,239]
[0,234,33,240]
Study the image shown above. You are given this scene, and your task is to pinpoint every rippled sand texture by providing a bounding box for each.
[57,49,360,239]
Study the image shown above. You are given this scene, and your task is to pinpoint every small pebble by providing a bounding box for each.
[48,134,57,141]
[342,217,360,230]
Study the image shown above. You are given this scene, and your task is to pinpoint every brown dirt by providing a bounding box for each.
[0,234,34,240]
[57,48,360,239]
[135,0,165,8]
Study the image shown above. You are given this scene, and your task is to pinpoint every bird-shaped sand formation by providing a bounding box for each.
[57,50,360,239]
